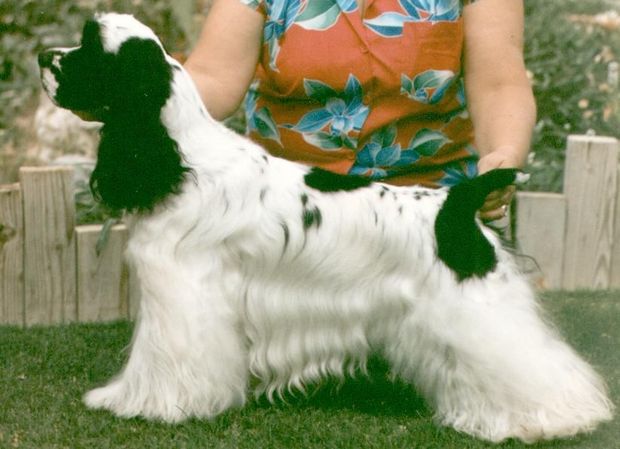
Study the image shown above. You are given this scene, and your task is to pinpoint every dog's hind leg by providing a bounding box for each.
[83,249,248,422]
[383,270,613,443]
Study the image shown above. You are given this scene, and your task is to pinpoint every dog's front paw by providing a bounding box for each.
[83,373,246,423]
[83,380,141,418]
[85,379,191,422]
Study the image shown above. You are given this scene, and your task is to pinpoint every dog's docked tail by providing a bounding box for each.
[434,168,527,281]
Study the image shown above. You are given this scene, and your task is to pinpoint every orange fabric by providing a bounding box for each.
[242,0,479,187]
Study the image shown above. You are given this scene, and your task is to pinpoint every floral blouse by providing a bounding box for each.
[240,0,478,187]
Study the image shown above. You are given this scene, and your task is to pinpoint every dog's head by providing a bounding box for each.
[39,14,191,213]
[38,13,173,120]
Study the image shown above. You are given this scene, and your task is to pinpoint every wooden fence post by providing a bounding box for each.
[0,184,24,325]
[562,135,619,290]
[76,224,129,322]
[516,192,567,289]
[611,160,620,288]
[20,166,76,326]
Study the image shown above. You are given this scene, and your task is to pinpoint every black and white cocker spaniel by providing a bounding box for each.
[38,13,613,443]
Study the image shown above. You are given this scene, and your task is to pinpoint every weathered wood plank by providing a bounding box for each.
[76,224,129,322]
[0,184,24,325]
[20,166,77,326]
[610,161,620,288]
[516,192,567,289]
[562,135,619,290]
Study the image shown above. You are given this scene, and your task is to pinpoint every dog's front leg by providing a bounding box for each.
[84,244,248,422]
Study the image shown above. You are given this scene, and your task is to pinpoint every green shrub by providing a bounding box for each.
[524,0,620,191]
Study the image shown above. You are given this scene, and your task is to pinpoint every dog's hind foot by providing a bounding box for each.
[440,396,614,444]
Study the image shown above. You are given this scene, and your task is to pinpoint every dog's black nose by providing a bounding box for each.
[38,50,57,69]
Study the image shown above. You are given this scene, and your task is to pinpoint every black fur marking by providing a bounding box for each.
[434,169,519,281]
[260,187,268,203]
[304,167,372,192]
[281,222,290,252]
[379,186,389,198]
[414,190,430,200]
[302,206,322,230]
[301,193,309,207]
[86,37,191,212]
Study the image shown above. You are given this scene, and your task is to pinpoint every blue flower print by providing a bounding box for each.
[287,75,370,151]
[245,81,281,142]
[401,69,456,105]
[399,0,461,22]
[262,0,302,71]
[408,128,452,157]
[456,76,467,107]
[349,125,421,178]
[438,150,479,187]
[295,0,357,31]
[398,0,461,22]
[364,13,415,38]
[364,0,461,37]
[349,126,453,178]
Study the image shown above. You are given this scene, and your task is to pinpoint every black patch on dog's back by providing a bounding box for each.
[434,169,519,281]
[304,167,372,192]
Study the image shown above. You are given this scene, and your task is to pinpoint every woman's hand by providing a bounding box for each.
[477,149,521,221]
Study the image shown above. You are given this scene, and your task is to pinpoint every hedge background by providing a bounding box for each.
[1,0,619,192]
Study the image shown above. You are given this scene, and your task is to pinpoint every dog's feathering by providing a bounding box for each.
[39,13,613,443]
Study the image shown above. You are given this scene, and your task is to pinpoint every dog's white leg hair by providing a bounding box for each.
[84,225,248,422]
[245,281,374,401]
[384,244,613,443]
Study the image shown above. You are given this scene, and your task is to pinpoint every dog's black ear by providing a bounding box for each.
[91,37,190,213]
[111,37,172,114]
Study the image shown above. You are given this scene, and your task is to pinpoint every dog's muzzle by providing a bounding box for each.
[38,49,64,71]
[38,49,66,102]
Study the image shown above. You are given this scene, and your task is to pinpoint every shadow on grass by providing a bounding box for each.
[253,357,429,418]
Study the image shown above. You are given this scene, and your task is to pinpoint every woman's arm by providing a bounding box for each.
[184,0,264,120]
[463,0,536,220]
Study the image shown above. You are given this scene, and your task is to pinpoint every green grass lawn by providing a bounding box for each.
[0,291,618,449]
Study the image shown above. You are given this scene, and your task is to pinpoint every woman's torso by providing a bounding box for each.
[242,0,478,187]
